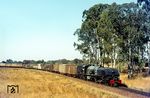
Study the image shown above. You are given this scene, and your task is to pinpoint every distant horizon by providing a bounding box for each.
[0,0,137,62]
[1,58,83,62]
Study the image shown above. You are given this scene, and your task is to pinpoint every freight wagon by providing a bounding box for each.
[59,64,67,74]
[53,64,59,73]
[66,64,77,77]
[52,64,77,76]
[0,63,23,68]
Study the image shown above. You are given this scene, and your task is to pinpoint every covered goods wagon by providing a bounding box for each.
[49,64,54,71]
[66,64,77,76]
[59,64,67,74]
[43,64,53,71]
[0,63,22,67]
[53,64,59,72]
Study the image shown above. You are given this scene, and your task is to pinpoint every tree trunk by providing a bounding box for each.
[113,47,116,68]
[128,38,133,79]
[99,48,102,65]
[113,53,116,68]
[111,54,113,68]
[147,41,150,75]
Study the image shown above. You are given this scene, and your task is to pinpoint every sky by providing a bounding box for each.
[0,0,137,61]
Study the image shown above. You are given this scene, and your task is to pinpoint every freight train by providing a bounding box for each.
[0,63,122,87]
[46,64,122,87]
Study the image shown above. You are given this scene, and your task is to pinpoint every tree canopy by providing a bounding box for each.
[74,2,150,69]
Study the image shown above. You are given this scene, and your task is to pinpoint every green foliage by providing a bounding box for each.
[73,58,83,64]
[103,57,111,64]
[6,59,13,64]
[116,62,127,73]
[36,60,45,64]
[138,0,150,12]
[74,2,150,69]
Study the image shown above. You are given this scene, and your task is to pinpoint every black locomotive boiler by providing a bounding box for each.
[76,64,122,86]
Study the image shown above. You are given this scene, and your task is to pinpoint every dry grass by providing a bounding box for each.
[0,68,123,98]
[120,73,150,92]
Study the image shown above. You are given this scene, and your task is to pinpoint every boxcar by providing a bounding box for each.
[43,64,53,71]
[0,63,23,68]
[53,64,59,72]
[59,64,67,74]
[49,64,54,71]
[66,64,77,77]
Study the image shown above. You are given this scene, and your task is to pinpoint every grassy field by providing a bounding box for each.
[0,68,123,98]
[120,73,150,92]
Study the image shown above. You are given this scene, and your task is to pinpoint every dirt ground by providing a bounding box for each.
[0,68,123,98]
[120,73,150,93]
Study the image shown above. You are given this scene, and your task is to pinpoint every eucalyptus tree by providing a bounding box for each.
[138,0,150,68]
[74,2,150,75]
[74,4,109,64]
[118,2,149,78]
[97,3,124,67]
[138,0,150,12]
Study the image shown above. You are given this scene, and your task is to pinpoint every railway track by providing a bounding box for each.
[59,72,150,98]
[0,66,150,98]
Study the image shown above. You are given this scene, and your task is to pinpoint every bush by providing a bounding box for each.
[116,62,128,73]
[103,57,111,64]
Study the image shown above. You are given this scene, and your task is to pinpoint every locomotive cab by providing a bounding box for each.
[98,68,121,86]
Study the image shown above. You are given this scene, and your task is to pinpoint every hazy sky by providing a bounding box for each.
[0,0,137,61]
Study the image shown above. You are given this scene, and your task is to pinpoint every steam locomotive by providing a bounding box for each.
[76,64,122,86]
[44,63,122,87]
